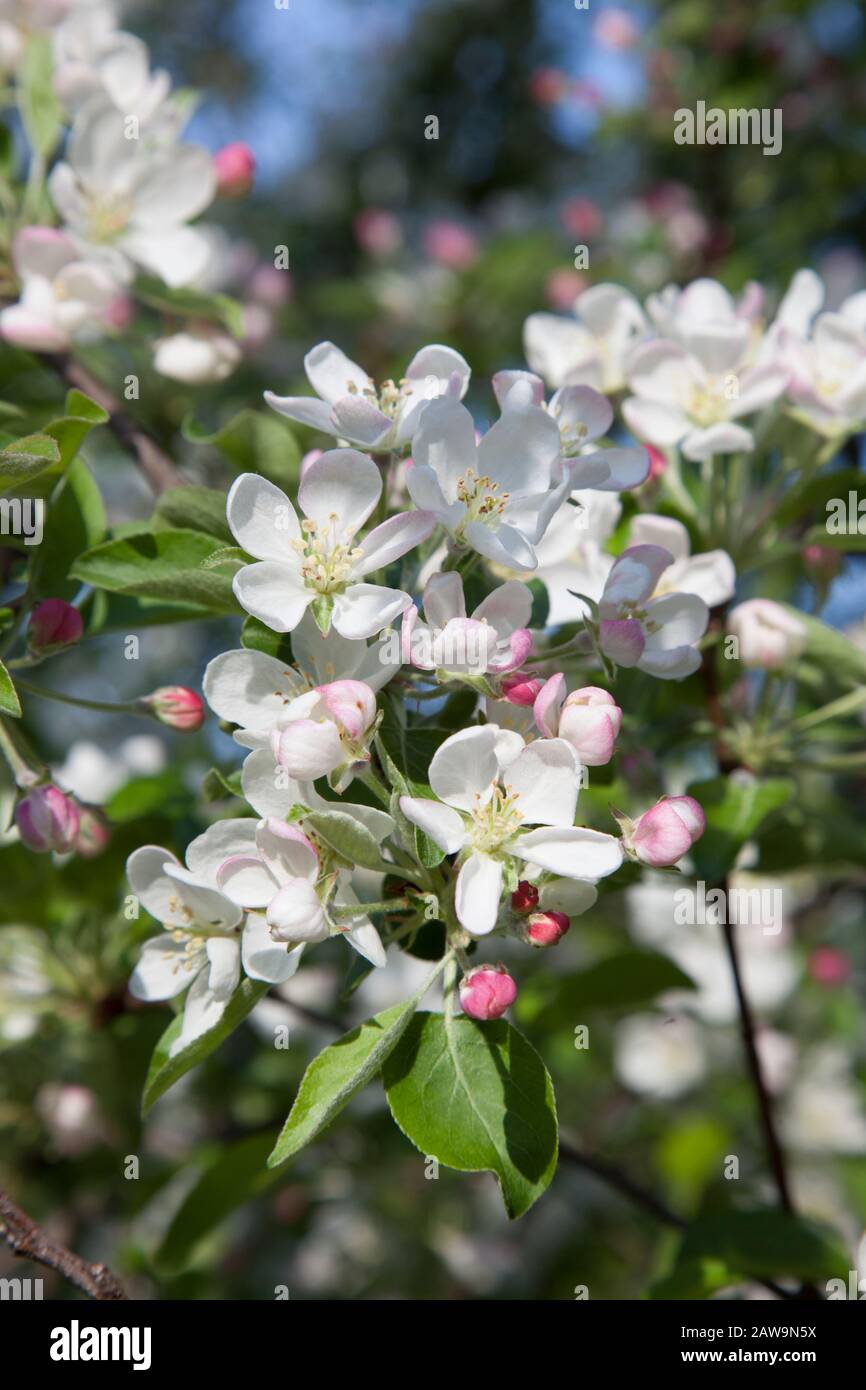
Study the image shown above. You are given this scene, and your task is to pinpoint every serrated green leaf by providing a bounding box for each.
[143,979,268,1113]
[42,390,110,467]
[153,485,232,542]
[0,432,61,489]
[384,1012,558,1219]
[268,995,428,1168]
[0,659,21,717]
[71,529,241,613]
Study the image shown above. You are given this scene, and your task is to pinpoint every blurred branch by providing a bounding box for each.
[0,1188,128,1300]
[40,351,181,494]
[559,1137,685,1230]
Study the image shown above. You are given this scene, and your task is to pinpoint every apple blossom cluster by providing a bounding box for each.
[120,329,729,1043]
[0,1,255,381]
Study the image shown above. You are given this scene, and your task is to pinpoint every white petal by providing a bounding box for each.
[256,819,319,884]
[217,854,278,908]
[455,852,503,935]
[130,935,201,1001]
[227,473,300,558]
[682,423,753,461]
[629,513,691,561]
[333,584,412,639]
[263,392,336,433]
[513,826,623,879]
[163,864,243,929]
[503,739,580,826]
[173,968,229,1055]
[471,579,533,635]
[203,649,301,729]
[304,341,373,404]
[206,936,241,998]
[540,879,598,916]
[399,796,467,854]
[130,144,216,228]
[642,592,709,648]
[126,844,184,924]
[242,912,304,984]
[233,561,312,633]
[241,750,305,819]
[185,818,258,885]
[352,510,435,577]
[429,725,499,812]
[298,448,381,534]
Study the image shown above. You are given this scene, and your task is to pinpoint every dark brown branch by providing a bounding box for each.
[559,1137,685,1230]
[0,1188,127,1300]
[40,351,182,494]
[719,910,794,1213]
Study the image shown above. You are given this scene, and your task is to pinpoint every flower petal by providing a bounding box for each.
[242,912,305,984]
[455,852,503,935]
[298,448,381,534]
[333,584,412,639]
[227,472,300,558]
[399,796,467,854]
[503,737,580,826]
[233,561,313,633]
[428,725,499,811]
[513,826,623,879]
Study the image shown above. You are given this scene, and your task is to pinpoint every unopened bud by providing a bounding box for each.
[802,544,841,584]
[74,804,112,858]
[511,880,540,913]
[214,142,255,197]
[501,673,544,706]
[141,686,205,731]
[27,599,83,654]
[15,784,80,853]
[459,964,517,1021]
[526,910,570,947]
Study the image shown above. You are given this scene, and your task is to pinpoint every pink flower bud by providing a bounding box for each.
[74,804,112,858]
[802,544,841,583]
[559,685,622,766]
[458,967,517,1023]
[354,207,402,258]
[214,142,255,197]
[629,795,705,868]
[646,445,667,481]
[15,784,80,853]
[459,964,517,1021]
[808,947,850,987]
[545,267,587,311]
[501,673,544,706]
[249,263,291,307]
[315,679,377,741]
[27,598,83,654]
[526,910,570,947]
[511,880,540,913]
[727,599,806,670]
[422,219,479,270]
[142,686,205,731]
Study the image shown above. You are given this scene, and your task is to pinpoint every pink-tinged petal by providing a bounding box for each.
[629,513,691,561]
[558,704,618,766]
[405,344,471,390]
[256,818,319,883]
[602,544,673,607]
[459,963,517,1018]
[298,448,381,534]
[455,852,503,936]
[304,341,372,404]
[630,798,699,867]
[580,445,650,491]
[12,225,77,279]
[398,796,467,854]
[315,679,377,740]
[533,672,567,737]
[329,395,393,447]
[0,307,69,352]
[227,472,300,556]
[667,796,705,839]
[487,626,533,675]
[550,383,614,440]
[271,718,344,779]
[352,509,436,577]
[599,618,645,667]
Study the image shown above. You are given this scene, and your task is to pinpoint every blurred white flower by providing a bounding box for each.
[153,325,241,383]
[614,1013,707,1098]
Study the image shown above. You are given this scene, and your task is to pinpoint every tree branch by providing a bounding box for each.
[40,351,182,494]
[0,1188,128,1300]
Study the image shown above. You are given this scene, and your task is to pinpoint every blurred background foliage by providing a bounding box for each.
[2,0,866,1300]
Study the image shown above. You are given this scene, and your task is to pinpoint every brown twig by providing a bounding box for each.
[0,1188,128,1300]
[559,1137,686,1231]
[40,351,182,494]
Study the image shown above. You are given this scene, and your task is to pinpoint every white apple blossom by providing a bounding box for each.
[492,373,649,492]
[727,598,807,670]
[779,292,866,437]
[613,1013,707,1099]
[407,396,569,571]
[531,489,620,625]
[227,455,435,640]
[265,341,470,450]
[268,680,378,789]
[595,543,709,679]
[0,226,118,351]
[216,817,385,967]
[153,325,241,383]
[52,5,172,127]
[782,1046,866,1155]
[401,571,533,678]
[628,513,736,608]
[399,724,622,935]
[241,746,395,847]
[0,0,77,72]
[48,97,217,287]
[523,283,648,392]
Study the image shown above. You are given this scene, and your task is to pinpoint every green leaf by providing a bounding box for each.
[135,275,245,337]
[268,996,427,1168]
[70,529,241,613]
[384,1012,558,1219]
[18,35,62,156]
[304,808,384,869]
[805,527,866,552]
[655,1206,850,1295]
[241,616,293,661]
[0,659,21,717]
[0,433,61,490]
[153,485,232,542]
[202,767,244,802]
[156,1133,276,1273]
[31,456,107,601]
[783,606,866,685]
[42,390,109,467]
[183,409,301,489]
[527,577,550,628]
[686,772,794,883]
[143,979,268,1113]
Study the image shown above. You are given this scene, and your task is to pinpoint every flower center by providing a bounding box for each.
[291,515,364,594]
[552,407,589,457]
[686,379,728,428]
[455,467,510,528]
[469,782,524,854]
[346,376,410,421]
[85,192,133,243]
